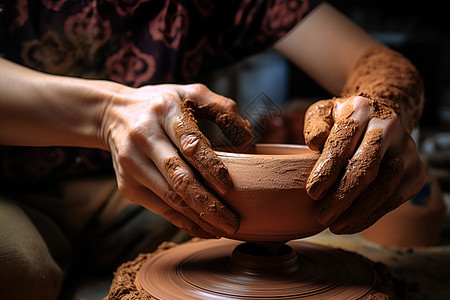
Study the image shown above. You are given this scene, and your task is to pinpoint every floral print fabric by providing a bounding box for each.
[0,0,321,189]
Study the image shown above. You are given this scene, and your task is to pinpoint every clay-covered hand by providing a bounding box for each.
[100,83,253,238]
[304,95,425,234]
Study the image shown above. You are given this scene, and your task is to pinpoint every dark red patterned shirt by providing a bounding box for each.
[0,0,322,190]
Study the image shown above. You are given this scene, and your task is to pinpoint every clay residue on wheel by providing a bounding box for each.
[105,239,397,300]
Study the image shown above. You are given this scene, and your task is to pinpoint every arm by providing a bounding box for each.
[0,58,111,148]
[273,2,425,234]
[0,57,254,238]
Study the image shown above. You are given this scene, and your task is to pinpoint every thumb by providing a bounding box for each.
[304,99,335,151]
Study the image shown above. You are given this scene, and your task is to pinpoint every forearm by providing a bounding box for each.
[0,58,122,149]
[340,46,425,132]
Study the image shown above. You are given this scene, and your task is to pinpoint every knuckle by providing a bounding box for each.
[169,167,190,195]
[128,121,147,142]
[179,134,202,156]
[188,83,208,94]
[164,189,187,209]
[352,96,371,111]
[223,99,238,113]
[150,93,177,115]
[149,97,166,114]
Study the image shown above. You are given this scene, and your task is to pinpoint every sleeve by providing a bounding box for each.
[221,0,323,59]
[178,0,323,81]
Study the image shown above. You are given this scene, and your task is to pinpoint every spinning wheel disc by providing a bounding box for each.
[138,239,377,299]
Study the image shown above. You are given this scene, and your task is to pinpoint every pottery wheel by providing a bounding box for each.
[137,238,377,299]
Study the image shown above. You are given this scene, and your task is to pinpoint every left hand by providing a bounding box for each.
[304,95,426,234]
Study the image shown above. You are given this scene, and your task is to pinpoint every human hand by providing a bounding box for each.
[304,95,426,234]
[99,83,253,238]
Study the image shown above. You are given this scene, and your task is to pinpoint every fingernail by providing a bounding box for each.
[315,206,336,226]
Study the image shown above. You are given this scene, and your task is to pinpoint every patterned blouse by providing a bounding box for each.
[0,0,322,191]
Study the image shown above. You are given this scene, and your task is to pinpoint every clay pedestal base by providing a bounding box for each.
[106,239,396,300]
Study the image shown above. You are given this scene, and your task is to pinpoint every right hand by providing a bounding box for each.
[303,95,425,234]
[99,83,253,238]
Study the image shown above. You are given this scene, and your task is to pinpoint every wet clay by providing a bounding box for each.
[306,118,359,200]
[184,98,254,149]
[215,144,325,242]
[304,46,423,232]
[314,128,384,230]
[106,238,397,300]
[369,97,396,119]
[163,156,238,236]
[106,144,397,299]
[331,155,405,234]
[172,98,233,195]
[341,46,424,132]
[303,100,334,151]
[337,128,384,202]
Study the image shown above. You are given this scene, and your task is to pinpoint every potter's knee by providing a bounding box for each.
[0,199,64,300]
[0,248,64,300]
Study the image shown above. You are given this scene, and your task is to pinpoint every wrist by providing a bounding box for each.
[46,76,129,150]
[341,46,424,132]
[0,58,128,149]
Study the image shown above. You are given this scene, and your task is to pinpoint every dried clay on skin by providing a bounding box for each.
[172,98,232,193]
[306,118,359,200]
[304,100,334,150]
[341,46,424,131]
[185,98,254,149]
[163,156,238,235]
[315,128,384,227]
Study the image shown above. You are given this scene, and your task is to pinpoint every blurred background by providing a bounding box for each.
[207,0,450,193]
[1,1,450,299]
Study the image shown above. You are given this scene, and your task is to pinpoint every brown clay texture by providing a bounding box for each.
[173,98,233,194]
[135,238,393,299]
[215,144,325,241]
[341,46,424,132]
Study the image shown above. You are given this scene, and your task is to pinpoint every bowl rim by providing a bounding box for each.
[215,143,320,158]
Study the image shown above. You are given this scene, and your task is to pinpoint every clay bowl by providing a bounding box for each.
[215,144,325,242]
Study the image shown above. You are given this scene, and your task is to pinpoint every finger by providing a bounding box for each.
[111,152,216,238]
[315,124,385,227]
[330,137,426,234]
[304,99,334,151]
[327,154,403,234]
[128,111,239,236]
[135,97,240,235]
[125,183,216,239]
[179,84,254,149]
[115,144,228,237]
[162,155,239,236]
[306,96,373,200]
[166,97,234,195]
